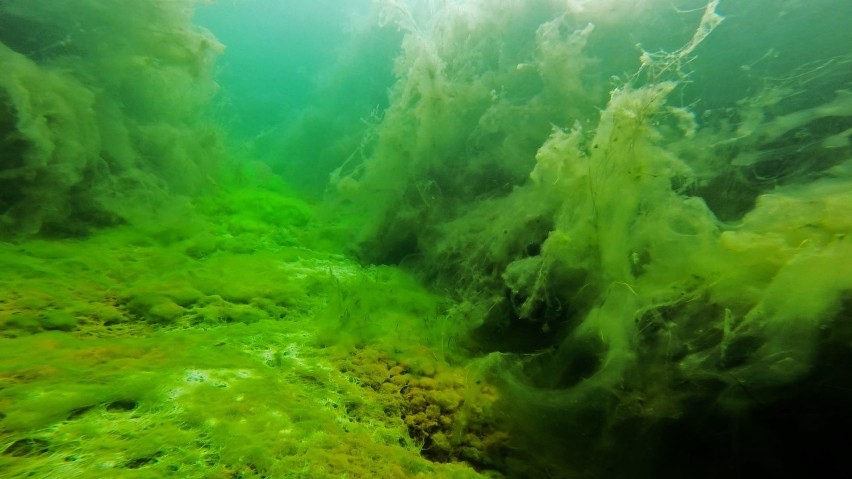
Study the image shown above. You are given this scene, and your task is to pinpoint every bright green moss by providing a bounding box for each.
[0,202,495,478]
[40,311,77,332]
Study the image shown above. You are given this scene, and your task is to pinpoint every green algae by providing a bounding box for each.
[0,323,484,478]
[0,177,498,477]
[317,1,852,476]
[1,0,850,477]
[0,0,224,238]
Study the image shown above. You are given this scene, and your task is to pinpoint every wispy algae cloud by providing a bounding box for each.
[0,0,224,237]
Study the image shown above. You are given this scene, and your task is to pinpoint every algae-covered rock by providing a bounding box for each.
[126,293,185,324]
[40,311,77,332]
[147,301,186,324]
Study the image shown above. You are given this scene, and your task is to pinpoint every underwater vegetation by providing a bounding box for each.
[1,0,851,478]
[0,0,224,238]
[322,0,852,477]
[0,170,501,478]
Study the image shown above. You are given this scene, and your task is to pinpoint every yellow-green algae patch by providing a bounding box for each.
[0,186,503,478]
[0,322,492,478]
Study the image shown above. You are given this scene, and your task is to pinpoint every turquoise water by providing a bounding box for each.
[1,1,851,478]
[195,0,375,137]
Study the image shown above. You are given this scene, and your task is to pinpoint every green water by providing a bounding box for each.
[1,1,850,478]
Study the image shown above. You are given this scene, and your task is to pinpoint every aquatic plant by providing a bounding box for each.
[324,0,852,475]
[0,0,224,238]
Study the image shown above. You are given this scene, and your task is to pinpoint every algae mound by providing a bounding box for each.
[0,0,223,238]
[324,0,852,476]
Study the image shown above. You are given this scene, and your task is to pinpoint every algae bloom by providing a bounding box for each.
[1,1,850,478]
